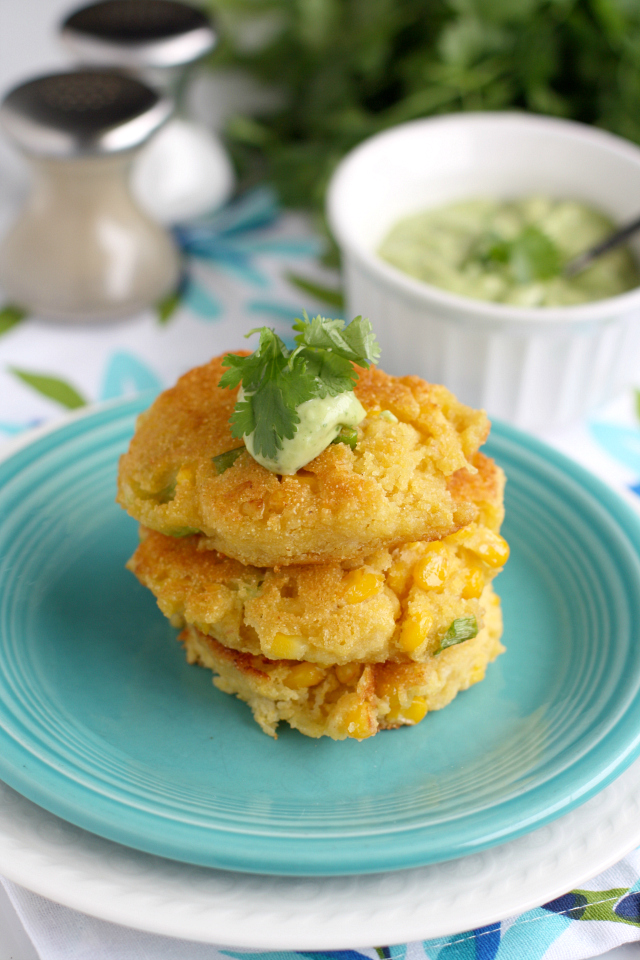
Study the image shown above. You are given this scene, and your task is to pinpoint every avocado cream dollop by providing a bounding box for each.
[240,388,366,475]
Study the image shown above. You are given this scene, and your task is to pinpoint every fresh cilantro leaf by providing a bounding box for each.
[509,226,561,283]
[293,314,381,366]
[470,226,561,284]
[471,232,511,266]
[437,616,479,654]
[219,316,380,462]
[244,373,315,461]
[212,447,245,475]
[338,316,382,366]
[302,351,358,397]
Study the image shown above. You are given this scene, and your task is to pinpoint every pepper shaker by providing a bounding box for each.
[61,0,235,223]
[0,71,180,322]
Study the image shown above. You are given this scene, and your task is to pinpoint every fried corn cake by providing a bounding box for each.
[128,452,508,667]
[179,587,504,740]
[117,356,490,567]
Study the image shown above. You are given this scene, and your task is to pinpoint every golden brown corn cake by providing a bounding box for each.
[117,355,490,567]
[179,587,504,740]
[127,452,507,666]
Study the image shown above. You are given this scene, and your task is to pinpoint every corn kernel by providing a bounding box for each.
[176,465,194,484]
[336,662,361,685]
[403,697,428,724]
[266,633,307,659]
[471,533,510,568]
[285,662,326,688]
[399,615,432,652]
[386,562,410,596]
[461,566,485,599]
[413,549,450,591]
[344,570,383,604]
[387,695,428,725]
[341,702,374,739]
[444,528,471,545]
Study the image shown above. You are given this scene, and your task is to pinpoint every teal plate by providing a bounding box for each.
[2,398,640,876]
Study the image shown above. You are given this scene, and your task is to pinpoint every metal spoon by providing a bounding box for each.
[564,212,640,277]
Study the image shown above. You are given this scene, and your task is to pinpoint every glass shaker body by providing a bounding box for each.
[61,1,235,223]
[0,151,180,322]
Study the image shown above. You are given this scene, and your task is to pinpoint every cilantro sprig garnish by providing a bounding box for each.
[219,315,380,461]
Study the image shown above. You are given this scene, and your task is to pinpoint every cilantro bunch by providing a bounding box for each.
[219,315,380,461]
[204,0,640,216]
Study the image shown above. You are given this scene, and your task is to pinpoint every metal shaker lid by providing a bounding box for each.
[61,0,216,69]
[0,70,172,157]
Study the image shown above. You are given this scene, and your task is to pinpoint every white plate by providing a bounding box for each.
[0,755,640,949]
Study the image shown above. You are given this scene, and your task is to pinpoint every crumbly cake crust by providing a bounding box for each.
[179,589,504,740]
[117,356,490,566]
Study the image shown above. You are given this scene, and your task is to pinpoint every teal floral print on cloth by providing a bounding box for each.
[182,278,223,320]
[159,186,325,324]
[590,423,640,475]
[174,186,321,285]
[100,352,163,401]
[2,354,162,436]
[588,388,640,498]
[0,418,42,435]
[544,883,640,925]
[220,881,640,960]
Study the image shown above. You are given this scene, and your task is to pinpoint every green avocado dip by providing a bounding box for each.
[240,387,366,474]
[378,197,640,307]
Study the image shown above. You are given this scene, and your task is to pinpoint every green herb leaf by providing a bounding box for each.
[470,226,561,284]
[293,314,381,366]
[472,232,511,266]
[0,304,26,336]
[509,226,561,283]
[285,271,345,309]
[156,290,181,325]
[213,446,246,475]
[154,481,177,503]
[437,615,479,654]
[330,425,359,450]
[10,368,86,409]
[219,316,380,461]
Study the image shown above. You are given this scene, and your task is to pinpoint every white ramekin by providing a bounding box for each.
[327,112,640,430]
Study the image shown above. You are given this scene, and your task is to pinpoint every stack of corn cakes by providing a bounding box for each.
[117,354,509,741]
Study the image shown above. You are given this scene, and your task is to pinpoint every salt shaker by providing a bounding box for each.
[61,0,235,223]
[0,71,180,322]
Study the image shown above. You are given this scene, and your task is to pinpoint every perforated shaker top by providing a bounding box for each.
[61,0,216,68]
[0,70,172,156]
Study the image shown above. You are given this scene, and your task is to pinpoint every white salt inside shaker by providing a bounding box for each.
[0,70,180,322]
[61,0,235,223]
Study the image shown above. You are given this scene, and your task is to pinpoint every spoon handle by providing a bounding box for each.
[564,212,640,276]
